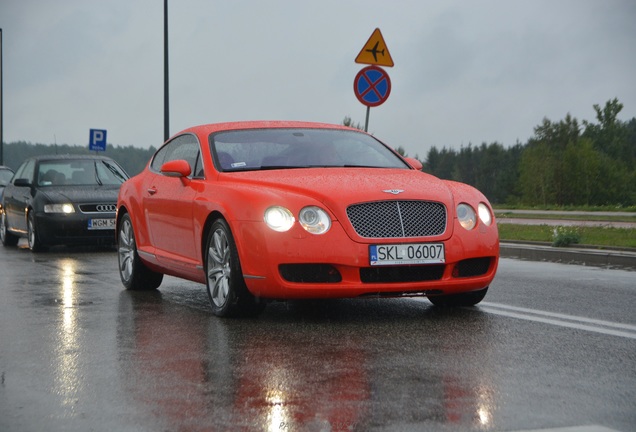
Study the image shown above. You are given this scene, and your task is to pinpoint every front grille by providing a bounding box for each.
[346,200,446,238]
[360,265,445,283]
[78,203,117,213]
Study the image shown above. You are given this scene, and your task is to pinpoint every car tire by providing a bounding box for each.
[427,287,488,307]
[205,219,265,317]
[1,210,19,247]
[27,211,46,252]
[118,213,163,290]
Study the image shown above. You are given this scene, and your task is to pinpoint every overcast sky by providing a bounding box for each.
[1,0,635,158]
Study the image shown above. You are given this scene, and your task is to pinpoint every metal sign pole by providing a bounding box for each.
[354,29,394,135]
[164,0,170,141]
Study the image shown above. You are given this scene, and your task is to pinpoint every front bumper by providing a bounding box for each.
[35,212,116,246]
[233,220,499,300]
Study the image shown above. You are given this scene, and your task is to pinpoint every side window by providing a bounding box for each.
[193,153,204,179]
[16,160,35,184]
[13,162,27,180]
[150,134,202,177]
[150,143,170,171]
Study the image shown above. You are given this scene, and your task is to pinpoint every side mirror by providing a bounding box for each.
[404,157,423,171]
[13,178,32,187]
[160,160,191,178]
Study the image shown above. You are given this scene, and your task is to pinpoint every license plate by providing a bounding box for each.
[88,218,115,230]
[370,243,445,266]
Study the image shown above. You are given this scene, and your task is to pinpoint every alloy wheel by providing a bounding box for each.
[207,228,232,308]
[118,218,135,284]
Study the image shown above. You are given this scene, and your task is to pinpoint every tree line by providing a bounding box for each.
[3,98,634,207]
[422,98,636,206]
[1,142,157,177]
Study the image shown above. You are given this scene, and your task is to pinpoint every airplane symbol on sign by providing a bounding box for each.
[365,41,385,62]
[355,28,394,67]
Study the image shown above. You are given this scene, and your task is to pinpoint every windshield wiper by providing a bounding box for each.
[102,161,127,182]
[93,162,103,185]
[258,165,309,171]
[342,165,393,168]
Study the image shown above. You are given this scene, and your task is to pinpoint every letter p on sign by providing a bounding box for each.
[89,129,107,152]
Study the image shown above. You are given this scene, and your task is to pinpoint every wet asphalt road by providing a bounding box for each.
[0,242,635,432]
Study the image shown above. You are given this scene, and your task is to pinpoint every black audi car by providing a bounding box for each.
[1,155,129,251]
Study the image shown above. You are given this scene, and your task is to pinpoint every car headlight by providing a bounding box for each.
[299,206,331,234]
[44,203,75,214]
[478,203,493,226]
[457,203,476,230]
[264,206,295,232]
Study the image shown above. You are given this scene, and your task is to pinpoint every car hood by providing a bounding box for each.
[222,168,455,210]
[40,185,121,203]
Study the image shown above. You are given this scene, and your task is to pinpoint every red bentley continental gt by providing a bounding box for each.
[116,121,499,316]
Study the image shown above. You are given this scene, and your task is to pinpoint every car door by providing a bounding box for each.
[4,159,36,233]
[143,134,202,268]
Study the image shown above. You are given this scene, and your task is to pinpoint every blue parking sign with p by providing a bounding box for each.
[89,129,107,152]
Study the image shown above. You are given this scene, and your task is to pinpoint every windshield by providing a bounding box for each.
[0,169,13,186]
[209,128,409,172]
[37,159,129,186]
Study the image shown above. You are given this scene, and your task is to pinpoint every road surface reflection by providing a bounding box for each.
[116,292,498,431]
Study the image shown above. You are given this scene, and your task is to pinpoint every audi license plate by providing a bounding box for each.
[88,218,116,230]
[370,243,445,266]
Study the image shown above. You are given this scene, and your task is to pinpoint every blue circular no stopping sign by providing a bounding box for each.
[353,65,391,107]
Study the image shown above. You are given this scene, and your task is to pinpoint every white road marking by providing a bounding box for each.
[479,302,636,340]
[510,425,621,432]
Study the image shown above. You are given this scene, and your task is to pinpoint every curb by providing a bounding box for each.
[500,242,636,271]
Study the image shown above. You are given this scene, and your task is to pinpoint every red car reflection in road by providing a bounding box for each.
[117,293,497,430]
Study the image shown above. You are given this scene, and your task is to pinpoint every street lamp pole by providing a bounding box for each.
[163,0,169,142]
[1,28,4,165]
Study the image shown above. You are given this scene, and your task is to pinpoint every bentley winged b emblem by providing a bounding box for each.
[382,189,405,195]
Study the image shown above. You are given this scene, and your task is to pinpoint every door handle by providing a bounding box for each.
[147,188,157,195]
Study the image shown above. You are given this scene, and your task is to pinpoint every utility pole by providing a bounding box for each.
[1,28,4,165]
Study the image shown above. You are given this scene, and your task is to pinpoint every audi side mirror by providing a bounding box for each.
[13,178,32,187]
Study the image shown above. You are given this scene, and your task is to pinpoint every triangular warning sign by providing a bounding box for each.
[355,28,394,67]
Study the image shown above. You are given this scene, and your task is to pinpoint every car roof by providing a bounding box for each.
[25,154,117,163]
[178,121,358,137]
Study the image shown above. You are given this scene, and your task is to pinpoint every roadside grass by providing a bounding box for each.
[498,224,636,249]
[495,212,636,223]
[493,204,636,213]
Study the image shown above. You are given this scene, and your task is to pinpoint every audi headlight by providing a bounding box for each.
[457,203,476,230]
[299,206,331,234]
[478,203,493,226]
[264,206,295,232]
[44,203,75,214]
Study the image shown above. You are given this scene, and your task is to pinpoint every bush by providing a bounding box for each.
[552,226,581,247]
